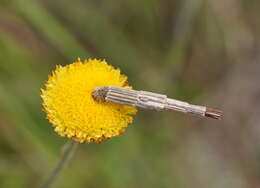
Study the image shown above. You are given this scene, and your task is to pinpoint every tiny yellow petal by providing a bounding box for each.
[41,59,137,143]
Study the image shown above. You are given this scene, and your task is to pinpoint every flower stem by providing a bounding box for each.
[40,141,79,188]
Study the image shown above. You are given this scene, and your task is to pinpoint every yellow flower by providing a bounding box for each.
[41,59,137,143]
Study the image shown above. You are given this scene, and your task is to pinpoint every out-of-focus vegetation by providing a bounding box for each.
[0,0,260,187]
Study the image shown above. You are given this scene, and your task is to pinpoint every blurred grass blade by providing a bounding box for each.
[7,0,90,59]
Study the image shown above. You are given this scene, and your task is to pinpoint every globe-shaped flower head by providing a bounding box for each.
[41,59,137,143]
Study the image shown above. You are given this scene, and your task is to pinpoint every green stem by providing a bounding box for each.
[40,141,79,188]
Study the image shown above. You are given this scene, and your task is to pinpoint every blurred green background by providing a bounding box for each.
[1,0,260,187]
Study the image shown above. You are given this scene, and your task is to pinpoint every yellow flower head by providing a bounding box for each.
[41,59,137,143]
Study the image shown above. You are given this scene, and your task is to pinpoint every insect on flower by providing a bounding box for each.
[41,59,222,143]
